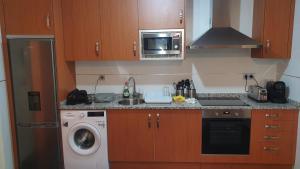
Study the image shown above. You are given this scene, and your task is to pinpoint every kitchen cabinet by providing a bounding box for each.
[107,109,154,162]
[3,0,54,35]
[251,110,298,164]
[202,164,292,169]
[154,109,201,162]
[100,0,139,60]
[138,0,185,29]
[62,0,101,60]
[107,109,201,162]
[61,0,138,61]
[110,163,201,169]
[252,0,295,58]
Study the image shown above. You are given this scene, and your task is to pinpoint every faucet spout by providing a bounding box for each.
[128,77,137,97]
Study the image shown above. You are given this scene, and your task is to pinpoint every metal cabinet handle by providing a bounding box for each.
[179,9,184,24]
[265,124,280,129]
[95,41,100,56]
[156,113,160,128]
[46,13,51,29]
[264,146,279,152]
[148,114,152,128]
[265,113,279,119]
[264,136,280,141]
[133,41,137,57]
[266,40,271,52]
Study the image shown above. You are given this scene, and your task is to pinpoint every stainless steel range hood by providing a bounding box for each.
[186,0,262,49]
[188,27,262,49]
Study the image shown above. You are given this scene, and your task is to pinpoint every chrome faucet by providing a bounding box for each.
[128,77,137,97]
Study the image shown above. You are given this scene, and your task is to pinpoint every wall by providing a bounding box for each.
[281,0,300,168]
[76,49,285,95]
[0,31,13,169]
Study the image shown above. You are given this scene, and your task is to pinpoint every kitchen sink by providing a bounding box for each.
[118,98,145,105]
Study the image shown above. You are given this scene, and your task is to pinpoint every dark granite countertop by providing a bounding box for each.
[59,93,299,110]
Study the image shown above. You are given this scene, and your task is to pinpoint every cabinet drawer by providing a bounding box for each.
[253,141,295,164]
[256,131,293,143]
[254,110,297,121]
[255,121,295,132]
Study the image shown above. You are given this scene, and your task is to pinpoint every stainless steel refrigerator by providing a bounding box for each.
[7,38,61,169]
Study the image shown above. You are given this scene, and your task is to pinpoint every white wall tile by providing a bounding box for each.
[76,49,283,94]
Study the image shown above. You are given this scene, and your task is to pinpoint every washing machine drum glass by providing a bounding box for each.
[74,129,95,149]
[68,123,101,156]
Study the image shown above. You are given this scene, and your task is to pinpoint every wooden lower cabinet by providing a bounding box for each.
[110,163,201,169]
[202,164,292,169]
[154,110,201,162]
[110,163,292,169]
[251,110,298,164]
[107,109,154,162]
[107,109,202,162]
[108,109,298,166]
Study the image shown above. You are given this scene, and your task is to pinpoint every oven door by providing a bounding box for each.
[142,33,181,55]
[202,118,251,155]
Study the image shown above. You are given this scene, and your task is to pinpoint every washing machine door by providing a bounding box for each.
[68,123,101,156]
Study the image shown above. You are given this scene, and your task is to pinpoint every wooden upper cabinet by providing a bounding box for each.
[154,110,201,162]
[3,0,54,35]
[62,0,101,60]
[252,0,295,59]
[100,0,139,60]
[138,0,185,29]
[107,109,155,162]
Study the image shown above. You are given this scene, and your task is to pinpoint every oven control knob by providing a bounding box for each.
[174,45,179,49]
[215,112,220,116]
[80,113,85,118]
[235,113,239,117]
[223,111,230,115]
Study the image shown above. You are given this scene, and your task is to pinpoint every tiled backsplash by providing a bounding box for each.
[76,49,287,94]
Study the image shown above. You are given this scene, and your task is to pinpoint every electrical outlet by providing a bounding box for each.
[243,73,255,80]
[99,75,105,81]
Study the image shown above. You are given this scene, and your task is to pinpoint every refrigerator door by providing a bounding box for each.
[0,81,14,169]
[8,39,58,124]
[0,40,5,81]
[16,126,60,169]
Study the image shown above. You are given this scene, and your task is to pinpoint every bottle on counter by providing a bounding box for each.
[123,81,130,98]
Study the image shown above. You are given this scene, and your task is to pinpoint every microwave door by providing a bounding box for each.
[143,37,171,54]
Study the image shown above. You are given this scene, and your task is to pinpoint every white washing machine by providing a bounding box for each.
[61,110,109,169]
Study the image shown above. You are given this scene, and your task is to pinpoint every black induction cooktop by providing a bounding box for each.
[198,97,250,106]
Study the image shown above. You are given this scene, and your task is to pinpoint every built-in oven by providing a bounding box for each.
[139,29,184,60]
[202,109,251,155]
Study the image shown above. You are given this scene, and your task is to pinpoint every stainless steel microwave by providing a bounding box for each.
[139,29,184,60]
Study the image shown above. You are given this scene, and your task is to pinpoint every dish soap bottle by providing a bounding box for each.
[123,82,130,98]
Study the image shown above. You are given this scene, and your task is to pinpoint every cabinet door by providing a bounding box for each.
[138,0,185,29]
[252,0,295,58]
[3,0,54,35]
[154,110,201,162]
[62,0,101,60]
[263,0,294,58]
[107,110,155,162]
[100,0,139,60]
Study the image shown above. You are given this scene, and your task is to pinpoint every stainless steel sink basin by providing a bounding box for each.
[118,98,145,105]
